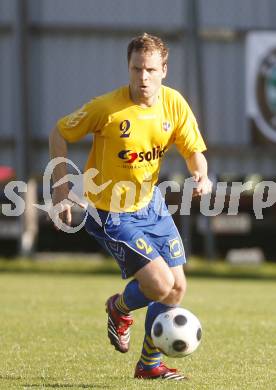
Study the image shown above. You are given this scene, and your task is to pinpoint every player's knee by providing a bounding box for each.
[162,273,187,304]
[140,273,174,301]
[173,278,187,301]
[154,277,175,301]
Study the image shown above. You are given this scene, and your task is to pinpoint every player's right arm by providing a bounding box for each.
[48,96,110,226]
[49,126,72,226]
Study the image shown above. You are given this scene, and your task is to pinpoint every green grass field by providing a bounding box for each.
[0,261,276,389]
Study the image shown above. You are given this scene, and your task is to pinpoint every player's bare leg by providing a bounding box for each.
[162,265,187,305]
[135,258,186,305]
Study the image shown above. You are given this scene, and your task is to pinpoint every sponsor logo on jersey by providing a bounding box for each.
[118,146,166,164]
[118,150,138,163]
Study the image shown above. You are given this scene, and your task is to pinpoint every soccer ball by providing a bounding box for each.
[151,307,202,358]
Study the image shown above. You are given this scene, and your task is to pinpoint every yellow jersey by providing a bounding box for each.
[57,85,207,212]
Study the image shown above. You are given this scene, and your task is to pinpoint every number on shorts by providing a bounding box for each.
[136,238,153,254]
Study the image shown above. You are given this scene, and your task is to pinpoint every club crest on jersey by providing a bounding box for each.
[162,121,171,131]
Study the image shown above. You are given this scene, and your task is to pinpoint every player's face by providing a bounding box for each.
[128,50,167,107]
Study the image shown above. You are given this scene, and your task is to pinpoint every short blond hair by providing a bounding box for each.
[127,33,169,65]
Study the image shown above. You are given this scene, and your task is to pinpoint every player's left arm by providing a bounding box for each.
[185,152,212,197]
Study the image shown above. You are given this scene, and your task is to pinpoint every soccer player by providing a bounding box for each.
[49,33,212,380]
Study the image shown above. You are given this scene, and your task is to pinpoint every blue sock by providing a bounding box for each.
[140,335,162,370]
[115,279,152,314]
[145,302,172,335]
[139,302,173,370]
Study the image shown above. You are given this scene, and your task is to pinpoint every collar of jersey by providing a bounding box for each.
[125,85,162,111]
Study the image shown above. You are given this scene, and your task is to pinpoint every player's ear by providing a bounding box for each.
[162,63,167,79]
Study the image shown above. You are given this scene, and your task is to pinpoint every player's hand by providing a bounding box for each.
[51,185,73,228]
[192,171,212,197]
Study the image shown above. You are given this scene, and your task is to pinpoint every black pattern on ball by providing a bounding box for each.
[197,327,202,341]
[174,314,187,326]
[153,322,163,337]
[172,339,187,352]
